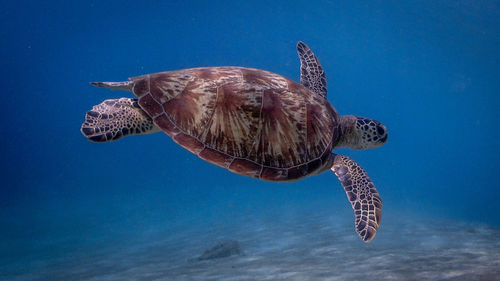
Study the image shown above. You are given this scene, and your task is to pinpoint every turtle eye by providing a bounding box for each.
[376,125,385,135]
[375,124,388,143]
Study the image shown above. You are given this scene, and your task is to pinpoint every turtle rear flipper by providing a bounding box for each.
[331,154,382,242]
[81,98,159,142]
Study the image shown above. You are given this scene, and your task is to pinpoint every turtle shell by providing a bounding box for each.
[131,67,338,181]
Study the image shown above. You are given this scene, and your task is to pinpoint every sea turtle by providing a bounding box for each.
[81,42,388,242]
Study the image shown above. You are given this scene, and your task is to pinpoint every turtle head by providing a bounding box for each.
[336,115,388,150]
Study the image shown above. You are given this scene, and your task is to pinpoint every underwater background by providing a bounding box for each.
[1,0,499,280]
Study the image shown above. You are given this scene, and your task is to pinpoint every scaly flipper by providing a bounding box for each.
[331,154,382,242]
[81,98,159,142]
[296,41,327,98]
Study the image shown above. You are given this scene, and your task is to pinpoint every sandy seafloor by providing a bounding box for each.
[2,210,499,281]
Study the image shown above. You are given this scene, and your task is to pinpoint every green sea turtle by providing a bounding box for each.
[81,42,388,242]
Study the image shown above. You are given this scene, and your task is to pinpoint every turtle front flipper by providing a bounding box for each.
[81,98,159,142]
[296,41,327,98]
[331,154,382,242]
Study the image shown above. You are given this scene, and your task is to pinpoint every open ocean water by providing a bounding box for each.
[1,1,499,280]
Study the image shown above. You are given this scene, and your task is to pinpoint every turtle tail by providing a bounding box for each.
[81,98,159,142]
[90,81,133,92]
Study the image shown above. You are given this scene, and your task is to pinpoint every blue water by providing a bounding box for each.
[1,1,499,280]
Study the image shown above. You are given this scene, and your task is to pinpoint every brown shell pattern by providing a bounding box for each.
[131,67,338,181]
